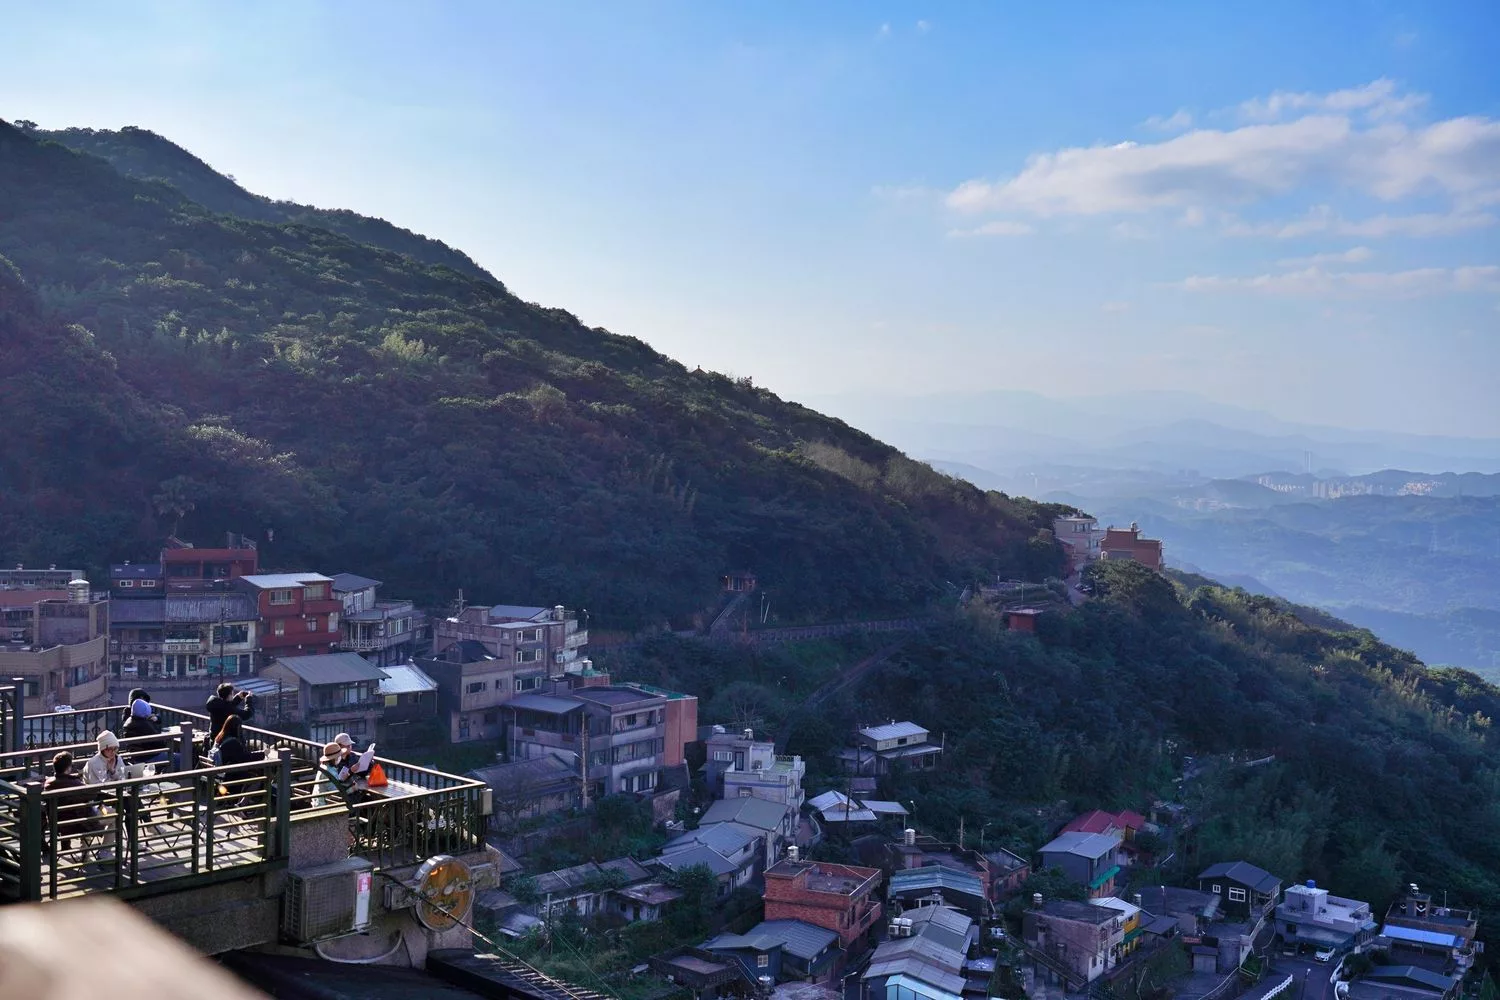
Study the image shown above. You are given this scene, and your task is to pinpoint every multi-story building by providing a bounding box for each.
[235,573,340,667]
[0,581,110,710]
[506,683,698,801]
[862,904,973,1000]
[1275,881,1377,956]
[433,603,588,671]
[1023,898,1126,986]
[2,566,84,644]
[159,535,259,592]
[835,721,942,780]
[330,573,425,667]
[419,640,579,744]
[1379,886,1481,976]
[705,726,806,814]
[762,859,883,952]
[1038,831,1124,898]
[259,651,388,745]
[883,830,1032,918]
[1100,523,1164,571]
[1054,515,1105,576]
[111,593,259,681]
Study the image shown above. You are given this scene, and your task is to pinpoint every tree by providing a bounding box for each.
[151,475,201,536]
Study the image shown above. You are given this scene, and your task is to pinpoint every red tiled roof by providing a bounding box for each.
[1062,809,1145,835]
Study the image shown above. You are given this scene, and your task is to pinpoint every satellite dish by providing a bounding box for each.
[412,855,475,931]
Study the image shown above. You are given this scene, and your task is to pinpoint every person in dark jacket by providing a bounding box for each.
[118,687,155,732]
[205,683,253,745]
[120,698,170,766]
[44,751,104,862]
[213,716,259,809]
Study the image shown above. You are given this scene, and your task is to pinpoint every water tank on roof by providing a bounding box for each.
[68,580,90,603]
[904,828,917,846]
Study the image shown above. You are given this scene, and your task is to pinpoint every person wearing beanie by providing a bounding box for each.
[121,697,170,767]
[205,682,254,746]
[118,688,154,731]
[82,731,129,785]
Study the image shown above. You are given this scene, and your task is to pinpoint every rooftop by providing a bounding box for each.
[468,753,578,789]
[378,662,439,696]
[506,693,586,715]
[331,572,382,592]
[266,652,388,685]
[701,795,790,833]
[663,823,758,858]
[1039,830,1122,860]
[765,860,880,896]
[238,572,333,590]
[1063,809,1148,835]
[1199,860,1282,894]
[889,865,985,900]
[859,721,928,742]
[656,845,738,877]
[1040,900,1120,925]
[573,686,661,707]
[706,919,840,962]
[488,605,550,621]
[1379,925,1464,949]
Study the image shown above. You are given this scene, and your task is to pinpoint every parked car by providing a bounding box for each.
[1314,949,1335,963]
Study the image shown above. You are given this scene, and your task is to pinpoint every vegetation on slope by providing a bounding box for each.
[612,562,1500,941]
[0,120,1065,625]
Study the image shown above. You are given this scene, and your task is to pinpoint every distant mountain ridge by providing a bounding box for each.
[35,124,499,285]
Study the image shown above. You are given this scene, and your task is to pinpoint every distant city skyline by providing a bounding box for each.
[5,1,1497,435]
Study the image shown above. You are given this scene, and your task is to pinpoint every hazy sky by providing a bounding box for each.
[6,1,1499,435]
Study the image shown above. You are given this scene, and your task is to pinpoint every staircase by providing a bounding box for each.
[707,591,750,636]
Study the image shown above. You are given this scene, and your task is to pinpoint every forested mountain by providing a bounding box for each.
[613,561,1500,941]
[34,124,498,285]
[0,120,1064,626]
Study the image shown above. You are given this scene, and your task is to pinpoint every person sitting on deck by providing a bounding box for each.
[319,740,377,805]
[117,688,155,733]
[212,716,260,811]
[45,750,107,863]
[120,699,172,770]
[82,731,130,786]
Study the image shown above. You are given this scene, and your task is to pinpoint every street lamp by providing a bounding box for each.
[980,823,991,852]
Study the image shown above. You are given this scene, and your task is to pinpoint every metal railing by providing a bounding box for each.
[0,747,291,902]
[5,702,488,879]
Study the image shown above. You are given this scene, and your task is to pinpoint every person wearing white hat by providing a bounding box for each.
[82,731,129,786]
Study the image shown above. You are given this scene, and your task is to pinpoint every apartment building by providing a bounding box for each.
[1053,515,1105,575]
[259,651,388,745]
[330,573,425,667]
[763,859,883,951]
[705,726,806,814]
[1275,881,1377,955]
[234,573,340,667]
[1100,523,1164,572]
[432,603,588,671]
[506,684,698,801]
[0,581,110,710]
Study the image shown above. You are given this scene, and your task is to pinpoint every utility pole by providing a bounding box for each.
[217,598,228,682]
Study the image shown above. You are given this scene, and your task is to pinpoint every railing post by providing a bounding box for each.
[274,748,292,859]
[19,780,44,901]
[9,678,25,753]
[175,721,196,772]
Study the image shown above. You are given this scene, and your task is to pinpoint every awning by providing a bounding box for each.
[1089,865,1122,890]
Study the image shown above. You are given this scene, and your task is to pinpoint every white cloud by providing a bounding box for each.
[945,82,1500,219]
[1144,109,1194,132]
[1239,78,1427,122]
[1176,264,1500,297]
[916,19,931,33]
[1224,205,1497,238]
[1101,300,1131,314]
[878,22,891,37]
[1275,246,1374,267]
[947,219,1035,237]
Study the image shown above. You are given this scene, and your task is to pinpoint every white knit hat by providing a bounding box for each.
[98,730,120,751]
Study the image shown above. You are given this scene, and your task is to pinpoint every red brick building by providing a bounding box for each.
[234,573,340,667]
[1101,524,1164,571]
[161,535,259,593]
[762,859,883,951]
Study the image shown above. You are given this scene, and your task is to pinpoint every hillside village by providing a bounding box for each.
[2,516,1490,1000]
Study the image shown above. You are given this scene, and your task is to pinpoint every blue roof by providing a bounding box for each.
[1380,925,1463,949]
[890,865,986,899]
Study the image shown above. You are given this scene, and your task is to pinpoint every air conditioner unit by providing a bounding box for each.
[282,856,374,944]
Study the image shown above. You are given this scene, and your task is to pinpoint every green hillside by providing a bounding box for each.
[612,561,1500,941]
[0,120,1065,626]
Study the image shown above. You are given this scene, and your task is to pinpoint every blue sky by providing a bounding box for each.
[5,1,1499,434]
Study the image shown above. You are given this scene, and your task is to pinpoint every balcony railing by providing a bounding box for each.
[339,634,406,652]
[6,704,489,879]
[0,735,291,902]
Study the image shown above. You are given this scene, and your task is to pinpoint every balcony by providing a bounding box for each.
[341,634,403,652]
[162,638,203,652]
[565,630,589,649]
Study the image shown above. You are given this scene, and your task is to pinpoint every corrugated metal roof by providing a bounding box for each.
[109,599,166,624]
[859,721,928,742]
[663,823,756,857]
[890,866,985,899]
[489,605,549,621]
[506,693,585,714]
[1039,830,1121,860]
[239,572,333,589]
[1379,925,1463,949]
[165,594,257,621]
[657,845,737,877]
[1198,860,1281,894]
[378,662,439,695]
[331,573,382,592]
[701,795,789,832]
[862,800,910,816]
[266,652,388,685]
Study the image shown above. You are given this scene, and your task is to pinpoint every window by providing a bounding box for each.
[385,694,398,708]
[1228,887,1247,902]
[269,589,295,605]
[459,720,471,739]
[514,649,539,664]
[515,675,541,692]
[328,613,339,631]
[304,583,328,600]
[1211,884,1222,894]
[713,750,733,762]
[118,579,133,588]
[139,579,157,588]
[212,624,249,645]
[739,788,752,797]
[273,620,286,636]
[308,618,320,632]
[466,681,487,694]
[756,955,769,969]
[516,628,542,643]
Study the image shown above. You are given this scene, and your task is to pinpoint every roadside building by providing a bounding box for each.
[1379,885,1482,977]
[762,859,884,952]
[836,721,942,780]
[330,573,425,668]
[862,904,974,1000]
[705,919,842,986]
[704,726,806,814]
[376,660,439,744]
[1100,523,1164,571]
[259,651,387,744]
[1274,881,1377,955]
[1036,831,1123,898]
[1022,898,1125,987]
[0,580,109,709]
[235,572,340,667]
[469,752,580,828]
